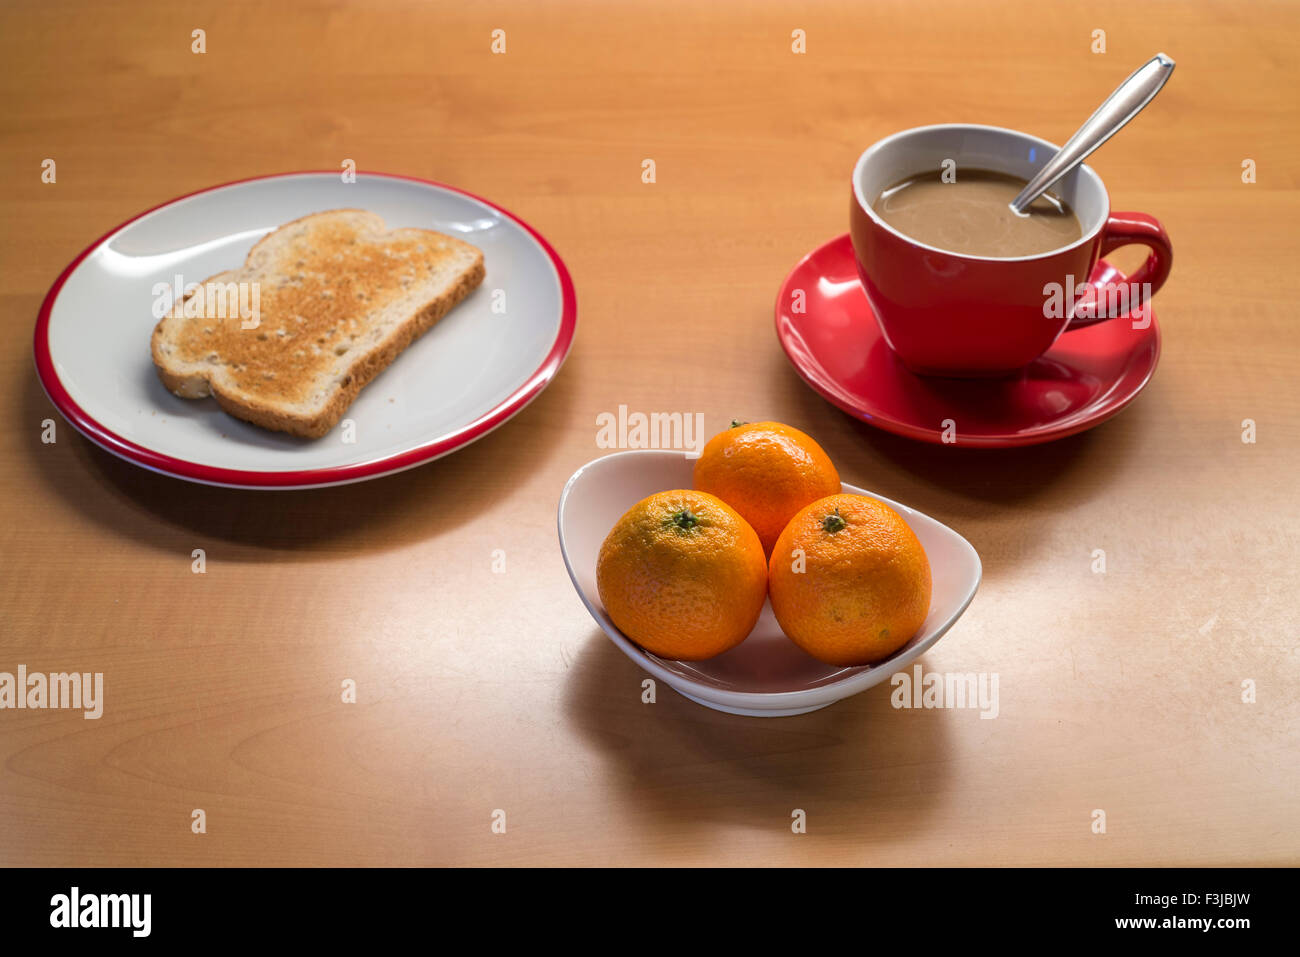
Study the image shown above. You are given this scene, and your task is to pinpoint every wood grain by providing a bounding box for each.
[1,0,1297,866]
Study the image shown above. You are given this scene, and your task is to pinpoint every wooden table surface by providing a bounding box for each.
[2,0,1297,867]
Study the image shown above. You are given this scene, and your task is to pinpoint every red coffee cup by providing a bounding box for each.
[850,124,1172,376]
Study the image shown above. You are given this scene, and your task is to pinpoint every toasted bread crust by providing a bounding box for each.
[150,209,485,439]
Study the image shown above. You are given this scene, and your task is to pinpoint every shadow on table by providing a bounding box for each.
[21,356,581,560]
[563,630,952,839]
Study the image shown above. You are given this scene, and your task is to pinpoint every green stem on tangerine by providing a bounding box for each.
[822,510,846,534]
[669,508,700,532]
[730,419,747,428]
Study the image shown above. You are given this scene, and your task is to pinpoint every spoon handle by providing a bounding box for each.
[1010,53,1175,214]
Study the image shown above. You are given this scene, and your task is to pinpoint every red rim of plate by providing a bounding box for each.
[33,170,578,488]
[774,233,1161,448]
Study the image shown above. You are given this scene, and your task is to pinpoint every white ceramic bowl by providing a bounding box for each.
[557,450,982,716]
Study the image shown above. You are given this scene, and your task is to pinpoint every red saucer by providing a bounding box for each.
[775,234,1161,447]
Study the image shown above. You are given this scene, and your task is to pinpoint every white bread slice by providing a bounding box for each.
[150,209,485,438]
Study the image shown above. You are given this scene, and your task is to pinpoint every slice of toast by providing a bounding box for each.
[151,209,485,438]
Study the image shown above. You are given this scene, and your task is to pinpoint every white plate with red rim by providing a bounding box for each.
[557,449,982,716]
[34,171,577,489]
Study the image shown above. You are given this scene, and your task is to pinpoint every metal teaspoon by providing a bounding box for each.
[1010,52,1175,215]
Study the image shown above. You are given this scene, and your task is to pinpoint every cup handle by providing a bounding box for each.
[1066,212,1173,330]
